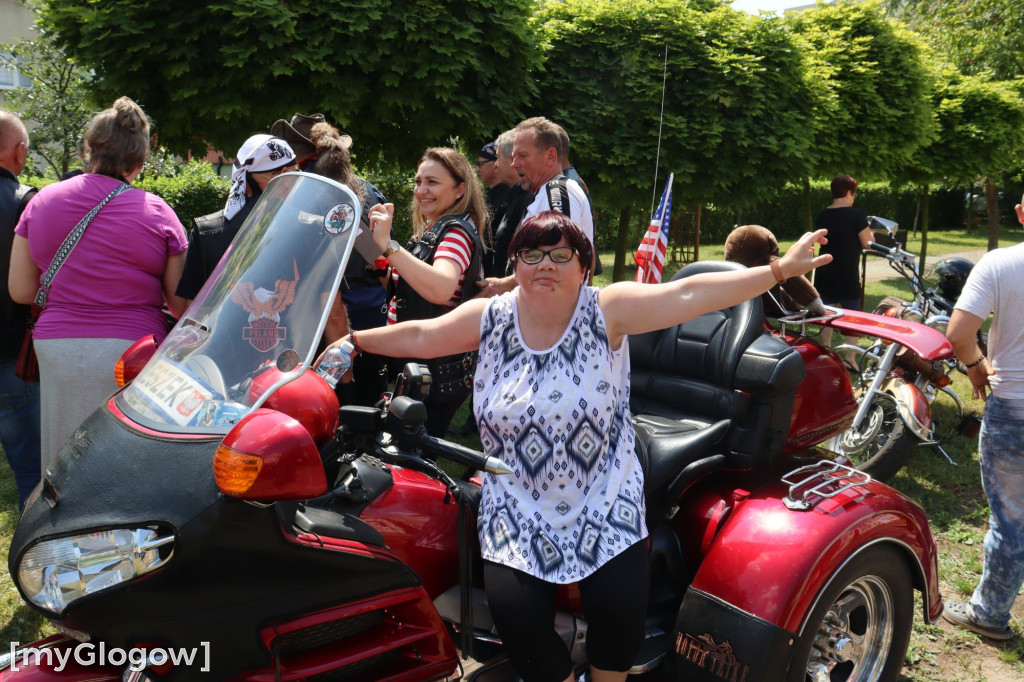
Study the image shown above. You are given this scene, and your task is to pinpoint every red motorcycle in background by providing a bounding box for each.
[826,216,979,481]
[3,174,947,682]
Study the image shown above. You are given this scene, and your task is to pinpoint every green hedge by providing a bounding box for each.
[20,160,229,230]
[135,160,229,227]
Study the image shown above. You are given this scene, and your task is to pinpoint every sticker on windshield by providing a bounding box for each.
[324,202,356,234]
[130,358,217,427]
[232,259,299,352]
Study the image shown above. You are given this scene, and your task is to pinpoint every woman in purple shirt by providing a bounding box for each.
[8,97,188,471]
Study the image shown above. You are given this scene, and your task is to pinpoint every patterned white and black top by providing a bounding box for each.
[474,285,647,583]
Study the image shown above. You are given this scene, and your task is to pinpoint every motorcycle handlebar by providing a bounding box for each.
[867,241,917,266]
[419,434,514,476]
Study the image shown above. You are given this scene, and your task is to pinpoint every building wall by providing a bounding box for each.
[1,0,35,106]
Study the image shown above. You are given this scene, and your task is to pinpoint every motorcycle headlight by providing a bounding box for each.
[925,313,950,336]
[900,306,926,325]
[17,527,174,616]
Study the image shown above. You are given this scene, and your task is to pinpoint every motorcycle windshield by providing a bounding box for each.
[117,173,361,434]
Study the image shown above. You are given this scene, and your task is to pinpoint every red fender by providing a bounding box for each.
[684,475,941,633]
[881,375,933,441]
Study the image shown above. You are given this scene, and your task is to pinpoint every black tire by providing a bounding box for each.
[788,545,914,682]
[832,391,917,482]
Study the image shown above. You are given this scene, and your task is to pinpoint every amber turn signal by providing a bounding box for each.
[115,334,158,387]
[213,447,264,495]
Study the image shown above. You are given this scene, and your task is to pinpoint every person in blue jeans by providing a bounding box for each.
[0,368,40,510]
[1,109,41,510]
[944,196,1024,641]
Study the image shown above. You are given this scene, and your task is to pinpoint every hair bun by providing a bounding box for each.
[113,96,148,135]
[310,122,339,149]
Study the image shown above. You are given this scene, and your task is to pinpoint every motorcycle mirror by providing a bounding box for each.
[214,408,328,502]
[386,396,428,452]
[394,363,432,402]
[115,334,158,387]
[867,216,899,236]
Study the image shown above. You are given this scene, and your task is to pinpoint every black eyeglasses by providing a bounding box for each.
[516,247,576,264]
[476,159,495,167]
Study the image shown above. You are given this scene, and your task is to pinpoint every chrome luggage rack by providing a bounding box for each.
[781,460,872,511]
[774,304,845,338]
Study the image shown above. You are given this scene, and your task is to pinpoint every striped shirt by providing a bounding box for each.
[387,226,473,325]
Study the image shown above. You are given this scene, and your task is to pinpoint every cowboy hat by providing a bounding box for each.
[270,113,351,158]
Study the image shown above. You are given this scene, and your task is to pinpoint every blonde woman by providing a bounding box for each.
[369,147,489,435]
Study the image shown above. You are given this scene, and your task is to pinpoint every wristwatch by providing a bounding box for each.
[382,239,400,258]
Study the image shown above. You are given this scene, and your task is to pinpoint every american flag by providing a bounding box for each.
[634,174,674,284]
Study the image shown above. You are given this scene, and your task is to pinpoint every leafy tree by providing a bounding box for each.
[532,0,822,279]
[37,0,539,161]
[897,66,1024,260]
[789,0,934,230]
[1,26,95,177]
[884,0,1024,81]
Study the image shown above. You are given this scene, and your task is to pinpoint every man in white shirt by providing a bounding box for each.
[476,117,594,297]
[942,195,1024,641]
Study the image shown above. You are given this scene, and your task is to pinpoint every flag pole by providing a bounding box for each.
[650,43,669,217]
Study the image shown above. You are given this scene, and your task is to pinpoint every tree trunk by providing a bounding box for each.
[613,205,632,283]
[919,184,929,270]
[803,177,813,234]
[694,204,702,262]
[986,179,1000,252]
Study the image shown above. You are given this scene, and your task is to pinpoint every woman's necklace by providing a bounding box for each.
[518,291,574,350]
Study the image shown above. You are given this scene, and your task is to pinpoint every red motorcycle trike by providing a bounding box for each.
[3,173,946,681]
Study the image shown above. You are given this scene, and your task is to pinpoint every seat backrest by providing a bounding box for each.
[630,260,804,467]
[630,260,764,417]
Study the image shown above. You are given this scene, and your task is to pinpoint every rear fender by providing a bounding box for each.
[689,477,940,629]
[669,477,940,679]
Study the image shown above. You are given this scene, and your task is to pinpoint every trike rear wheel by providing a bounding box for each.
[789,545,914,682]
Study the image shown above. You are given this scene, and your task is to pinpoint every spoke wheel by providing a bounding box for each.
[790,546,914,682]
[832,392,916,481]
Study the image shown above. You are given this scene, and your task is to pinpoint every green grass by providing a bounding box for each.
[2,226,1022,677]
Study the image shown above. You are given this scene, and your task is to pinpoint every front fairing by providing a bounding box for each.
[117,172,360,435]
[9,174,380,659]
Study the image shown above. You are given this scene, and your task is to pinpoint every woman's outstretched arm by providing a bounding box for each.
[599,229,832,348]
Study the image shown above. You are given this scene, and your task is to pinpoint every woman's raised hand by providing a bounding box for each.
[368,203,395,252]
[779,229,832,279]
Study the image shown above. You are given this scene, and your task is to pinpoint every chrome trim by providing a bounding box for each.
[781,460,872,511]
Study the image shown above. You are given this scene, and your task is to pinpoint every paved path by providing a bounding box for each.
[863,248,988,284]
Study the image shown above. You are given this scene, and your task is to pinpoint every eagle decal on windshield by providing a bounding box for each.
[232,258,300,352]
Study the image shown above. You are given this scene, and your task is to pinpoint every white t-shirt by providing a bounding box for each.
[954,242,1024,399]
[523,175,594,246]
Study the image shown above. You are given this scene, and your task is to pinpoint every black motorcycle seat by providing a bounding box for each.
[634,416,730,519]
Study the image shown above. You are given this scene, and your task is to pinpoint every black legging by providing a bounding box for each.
[484,540,649,682]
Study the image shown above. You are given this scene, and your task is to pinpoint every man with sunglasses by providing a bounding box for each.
[176,135,296,303]
[476,141,513,276]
